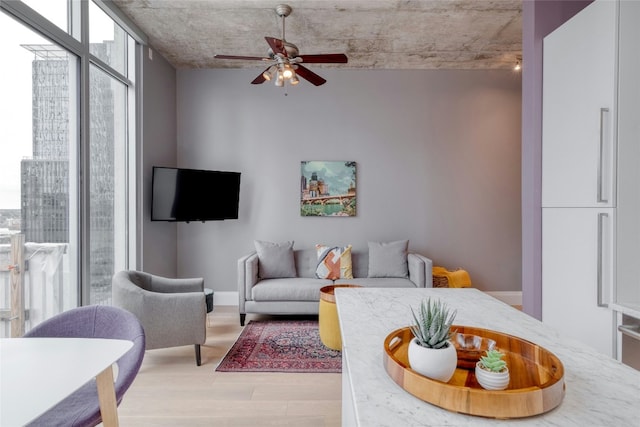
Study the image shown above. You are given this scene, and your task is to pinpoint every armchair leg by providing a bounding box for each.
[195,344,201,366]
[240,313,246,326]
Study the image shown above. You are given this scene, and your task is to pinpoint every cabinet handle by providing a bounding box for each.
[618,325,640,342]
[597,212,609,308]
[597,108,609,203]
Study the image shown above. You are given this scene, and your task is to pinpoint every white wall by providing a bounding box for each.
[175,68,521,293]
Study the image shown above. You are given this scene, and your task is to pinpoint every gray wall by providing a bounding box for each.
[175,68,521,294]
[141,47,178,277]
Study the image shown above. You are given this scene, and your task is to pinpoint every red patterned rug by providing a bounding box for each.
[215,320,342,373]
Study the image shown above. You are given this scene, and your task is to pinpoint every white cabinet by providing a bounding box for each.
[542,0,618,358]
[542,208,615,356]
[542,0,617,208]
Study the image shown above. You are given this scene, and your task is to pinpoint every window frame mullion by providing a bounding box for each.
[78,0,92,306]
[89,53,132,87]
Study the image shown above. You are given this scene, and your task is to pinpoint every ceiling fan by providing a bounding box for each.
[214,4,348,87]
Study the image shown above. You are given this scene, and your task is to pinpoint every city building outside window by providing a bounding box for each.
[0,0,140,336]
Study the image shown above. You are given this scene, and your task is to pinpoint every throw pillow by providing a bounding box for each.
[254,240,296,279]
[315,244,353,280]
[368,240,409,278]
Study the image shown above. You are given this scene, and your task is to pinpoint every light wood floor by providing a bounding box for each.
[116,306,341,426]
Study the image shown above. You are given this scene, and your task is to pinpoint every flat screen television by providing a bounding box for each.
[151,166,241,222]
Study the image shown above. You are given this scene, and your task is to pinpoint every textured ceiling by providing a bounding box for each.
[112,0,522,70]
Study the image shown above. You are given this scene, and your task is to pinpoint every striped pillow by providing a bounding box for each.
[315,245,353,280]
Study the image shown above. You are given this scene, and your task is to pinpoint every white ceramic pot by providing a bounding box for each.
[407,338,457,383]
[475,362,510,390]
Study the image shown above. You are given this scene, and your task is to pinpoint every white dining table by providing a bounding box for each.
[0,337,133,427]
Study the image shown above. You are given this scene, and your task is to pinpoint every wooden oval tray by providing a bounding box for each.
[383,325,565,419]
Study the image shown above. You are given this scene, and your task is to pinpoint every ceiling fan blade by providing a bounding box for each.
[251,68,270,85]
[299,54,348,64]
[265,37,287,57]
[214,54,267,61]
[295,65,327,86]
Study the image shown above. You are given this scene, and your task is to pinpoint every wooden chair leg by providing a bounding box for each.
[195,344,201,366]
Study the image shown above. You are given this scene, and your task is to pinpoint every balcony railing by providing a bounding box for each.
[0,234,74,337]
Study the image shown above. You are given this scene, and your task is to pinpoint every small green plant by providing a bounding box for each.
[409,298,457,349]
[478,349,507,372]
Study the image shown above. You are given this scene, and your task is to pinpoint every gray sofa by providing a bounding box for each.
[237,247,433,326]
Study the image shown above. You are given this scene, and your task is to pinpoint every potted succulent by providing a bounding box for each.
[475,349,510,390]
[408,298,458,382]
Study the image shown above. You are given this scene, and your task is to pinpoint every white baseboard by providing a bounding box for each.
[213,290,522,307]
[484,291,522,307]
[213,291,239,306]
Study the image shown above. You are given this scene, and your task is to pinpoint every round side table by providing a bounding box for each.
[205,288,214,313]
[319,284,362,351]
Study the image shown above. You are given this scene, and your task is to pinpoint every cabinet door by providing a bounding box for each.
[542,208,614,357]
[615,0,640,313]
[542,0,617,207]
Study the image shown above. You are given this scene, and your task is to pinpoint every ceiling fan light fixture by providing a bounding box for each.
[215,4,347,87]
[282,64,294,79]
[263,65,276,81]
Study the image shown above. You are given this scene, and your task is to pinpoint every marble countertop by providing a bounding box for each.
[335,287,640,426]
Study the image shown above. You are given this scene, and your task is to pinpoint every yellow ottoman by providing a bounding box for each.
[319,284,361,350]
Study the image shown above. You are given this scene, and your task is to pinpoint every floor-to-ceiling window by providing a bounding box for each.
[0,0,141,335]
[86,0,136,305]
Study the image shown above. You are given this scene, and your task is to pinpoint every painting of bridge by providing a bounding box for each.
[300,161,356,217]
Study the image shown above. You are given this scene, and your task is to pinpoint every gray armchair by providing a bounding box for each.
[112,270,207,366]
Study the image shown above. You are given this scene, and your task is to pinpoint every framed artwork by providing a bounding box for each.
[300,161,356,217]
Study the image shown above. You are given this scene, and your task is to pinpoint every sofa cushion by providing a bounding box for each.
[254,240,296,279]
[251,278,333,301]
[294,249,321,278]
[315,244,353,280]
[350,251,369,278]
[367,240,409,278]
